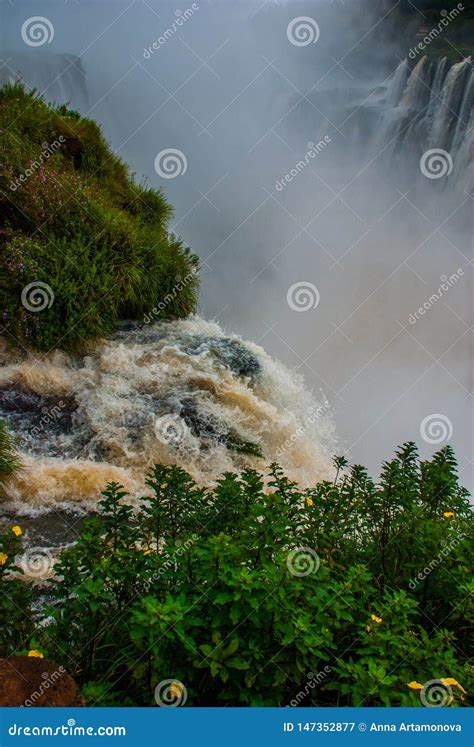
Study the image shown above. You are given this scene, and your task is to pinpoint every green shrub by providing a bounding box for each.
[0,524,33,655]
[0,83,198,351]
[3,442,468,706]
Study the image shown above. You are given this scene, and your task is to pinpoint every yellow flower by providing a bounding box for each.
[443,511,454,518]
[144,549,153,556]
[306,498,314,507]
[371,614,382,624]
[169,681,184,699]
[407,681,423,690]
[0,553,8,566]
[441,678,467,694]
[28,650,43,658]
[11,525,22,537]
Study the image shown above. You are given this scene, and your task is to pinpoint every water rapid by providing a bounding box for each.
[0,317,336,511]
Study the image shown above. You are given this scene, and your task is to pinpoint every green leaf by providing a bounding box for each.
[226,657,250,670]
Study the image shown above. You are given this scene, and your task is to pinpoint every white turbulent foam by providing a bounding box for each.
[1,317,336,507]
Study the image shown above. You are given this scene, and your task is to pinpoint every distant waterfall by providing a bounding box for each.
[368,56,473,191]
[0,53,89,112]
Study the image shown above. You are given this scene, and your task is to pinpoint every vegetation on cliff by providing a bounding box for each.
[381,0,474,62]
[0,83,198,351]
[1,443,472,706]
[0,422,21,496]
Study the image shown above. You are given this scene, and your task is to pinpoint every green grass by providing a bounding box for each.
[0,83,199,351]
[0,422,21,495]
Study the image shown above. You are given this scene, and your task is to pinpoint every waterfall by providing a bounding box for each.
[399,56,433,112]
[0,53,89,112]
[356,55,473,189]
[426,56,448,120]
[429,58,472,151]
[386,59,409,107]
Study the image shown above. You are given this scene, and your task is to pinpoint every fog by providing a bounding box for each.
[1,0,472,487]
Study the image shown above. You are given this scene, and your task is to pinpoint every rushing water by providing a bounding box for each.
[0,317,336,513]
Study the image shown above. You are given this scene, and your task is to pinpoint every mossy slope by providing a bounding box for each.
[0,83,198,351]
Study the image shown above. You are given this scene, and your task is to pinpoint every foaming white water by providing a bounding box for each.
[1,317,336,507]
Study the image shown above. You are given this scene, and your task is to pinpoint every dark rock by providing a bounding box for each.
[187,337,261,377]
[0,657,84,706]
[0,388,76,433]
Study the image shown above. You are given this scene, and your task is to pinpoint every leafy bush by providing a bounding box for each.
[0,524,33,655]
[1,443,472,706]
[0,83,198,350]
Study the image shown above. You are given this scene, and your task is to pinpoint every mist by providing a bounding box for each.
[1,0,472,487]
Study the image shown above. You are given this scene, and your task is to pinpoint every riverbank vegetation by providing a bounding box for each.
[1,443,472,706]
[382,0,474,62]
[0,422,21,497]
[0,83,198,351]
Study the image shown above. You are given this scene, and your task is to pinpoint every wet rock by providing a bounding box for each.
[0,388,41,414]
[0,507,91,550]
[0,388,76,429]
[114,319,144,333]
[0,657,84,706]
[179,397,223,440]
[161,396,262,456]
[187,337,261,377]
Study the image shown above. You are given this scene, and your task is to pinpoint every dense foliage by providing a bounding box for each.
[1,442,472,707]
[381,0,474,61]
[0,83,198,350]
